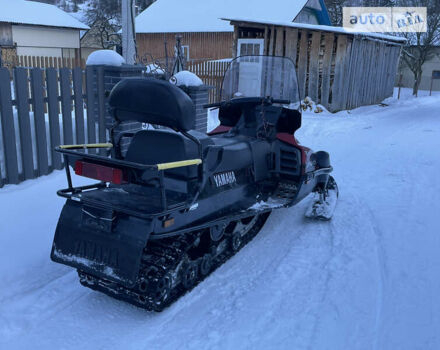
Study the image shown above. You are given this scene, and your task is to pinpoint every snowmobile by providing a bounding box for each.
[50,55,338,311]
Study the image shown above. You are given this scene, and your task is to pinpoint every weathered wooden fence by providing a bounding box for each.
[0,66,106,188]
[231,21,404,112]
[188,60,230,103]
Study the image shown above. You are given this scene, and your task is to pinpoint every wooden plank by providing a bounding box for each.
[85,66,96,146]
[264,26,270,55]
[72,68,85,144]
[345,37,359,109]
[285,29,298,67]
[354,39,367,108]
[30,68,49,176]
[232,25,239,58]
[382,45,393,99]
[375,42,385,103]
[275,28,284,56]
[297,30,309,100]
[14,67,35,180]
[0,68,20,184]
[96,67,107,155]
[365,42,376,105]
[269,26,276,55]
[59,68,73,146]
[46,68,62,170]
[330,35,350,111]
[320,33,334,107]
[308,31,321,102]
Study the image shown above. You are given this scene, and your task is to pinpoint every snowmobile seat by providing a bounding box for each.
[125,130,200,180]
[109,78,196,131]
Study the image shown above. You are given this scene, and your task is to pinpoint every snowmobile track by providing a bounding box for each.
[79,212,272,312]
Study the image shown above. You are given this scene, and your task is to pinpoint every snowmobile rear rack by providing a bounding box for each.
[56,145,202,172]
[55,144,203,214]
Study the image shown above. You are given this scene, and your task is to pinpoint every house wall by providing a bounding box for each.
[81,47,99,61]
[12,25,81,57]
[399,50,440,91]
[294,8,319,25]
[137,32,233,63]
[0,22,13,46]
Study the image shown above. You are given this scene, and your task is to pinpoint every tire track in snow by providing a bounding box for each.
[0,270,88,343]
[306,191,383,350]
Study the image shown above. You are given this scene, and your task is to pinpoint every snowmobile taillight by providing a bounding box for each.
[163,218,175,228]
[74,161,126,184]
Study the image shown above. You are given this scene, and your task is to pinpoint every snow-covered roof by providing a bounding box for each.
[224,18,407,43]
[0,0,89,30]
[135,0,309,33]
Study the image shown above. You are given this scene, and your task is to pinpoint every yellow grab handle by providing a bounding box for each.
[156,159,202,170]
[59,143,113,150]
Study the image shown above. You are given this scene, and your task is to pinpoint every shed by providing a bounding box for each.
[225,18,405,112]
[135,0,331,63]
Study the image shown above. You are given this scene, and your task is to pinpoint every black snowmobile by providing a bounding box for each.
[50,55,338,311]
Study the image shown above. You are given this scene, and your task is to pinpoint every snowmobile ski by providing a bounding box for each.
[305,176,339,221]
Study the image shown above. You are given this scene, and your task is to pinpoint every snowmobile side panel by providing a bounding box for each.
[51,200,152,288]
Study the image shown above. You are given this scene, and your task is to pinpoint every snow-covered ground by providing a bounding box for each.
[1,92,440,349]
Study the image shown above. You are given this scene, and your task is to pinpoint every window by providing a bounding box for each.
[237,39,264,62]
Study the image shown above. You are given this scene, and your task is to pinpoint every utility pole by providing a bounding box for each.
[122,0,137,64]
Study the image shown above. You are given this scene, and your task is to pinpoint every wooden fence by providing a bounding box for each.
[0,66,106,188]
[188,60,230,103]
[17,55,86,69]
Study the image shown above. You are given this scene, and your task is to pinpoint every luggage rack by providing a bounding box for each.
[56,143,202,215]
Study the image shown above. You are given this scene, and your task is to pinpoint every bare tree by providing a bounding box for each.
[399,0,440,95]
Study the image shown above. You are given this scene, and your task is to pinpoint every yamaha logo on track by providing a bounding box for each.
[213,171,237,187]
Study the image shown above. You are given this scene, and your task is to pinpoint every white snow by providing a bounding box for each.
[86,50,126,66]
[1,92,440,349]
[135,0,308,33]
[146,63,165,74]
[0,0,89,30]
[171,71,203,87]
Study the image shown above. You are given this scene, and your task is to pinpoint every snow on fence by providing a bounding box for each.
[0,66,105,188]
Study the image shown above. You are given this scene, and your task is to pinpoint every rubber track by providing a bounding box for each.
[78,212,271,312]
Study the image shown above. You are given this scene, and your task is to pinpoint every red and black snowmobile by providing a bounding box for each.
[50,55,338,311]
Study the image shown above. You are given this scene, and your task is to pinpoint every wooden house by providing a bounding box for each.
[0,0,88,67]
[134,0,331,63]
[225,18,405,112]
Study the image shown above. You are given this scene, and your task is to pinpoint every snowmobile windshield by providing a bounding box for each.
[221,56,300,109]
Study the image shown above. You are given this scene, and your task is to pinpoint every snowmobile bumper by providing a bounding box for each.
[51,199,152,288]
